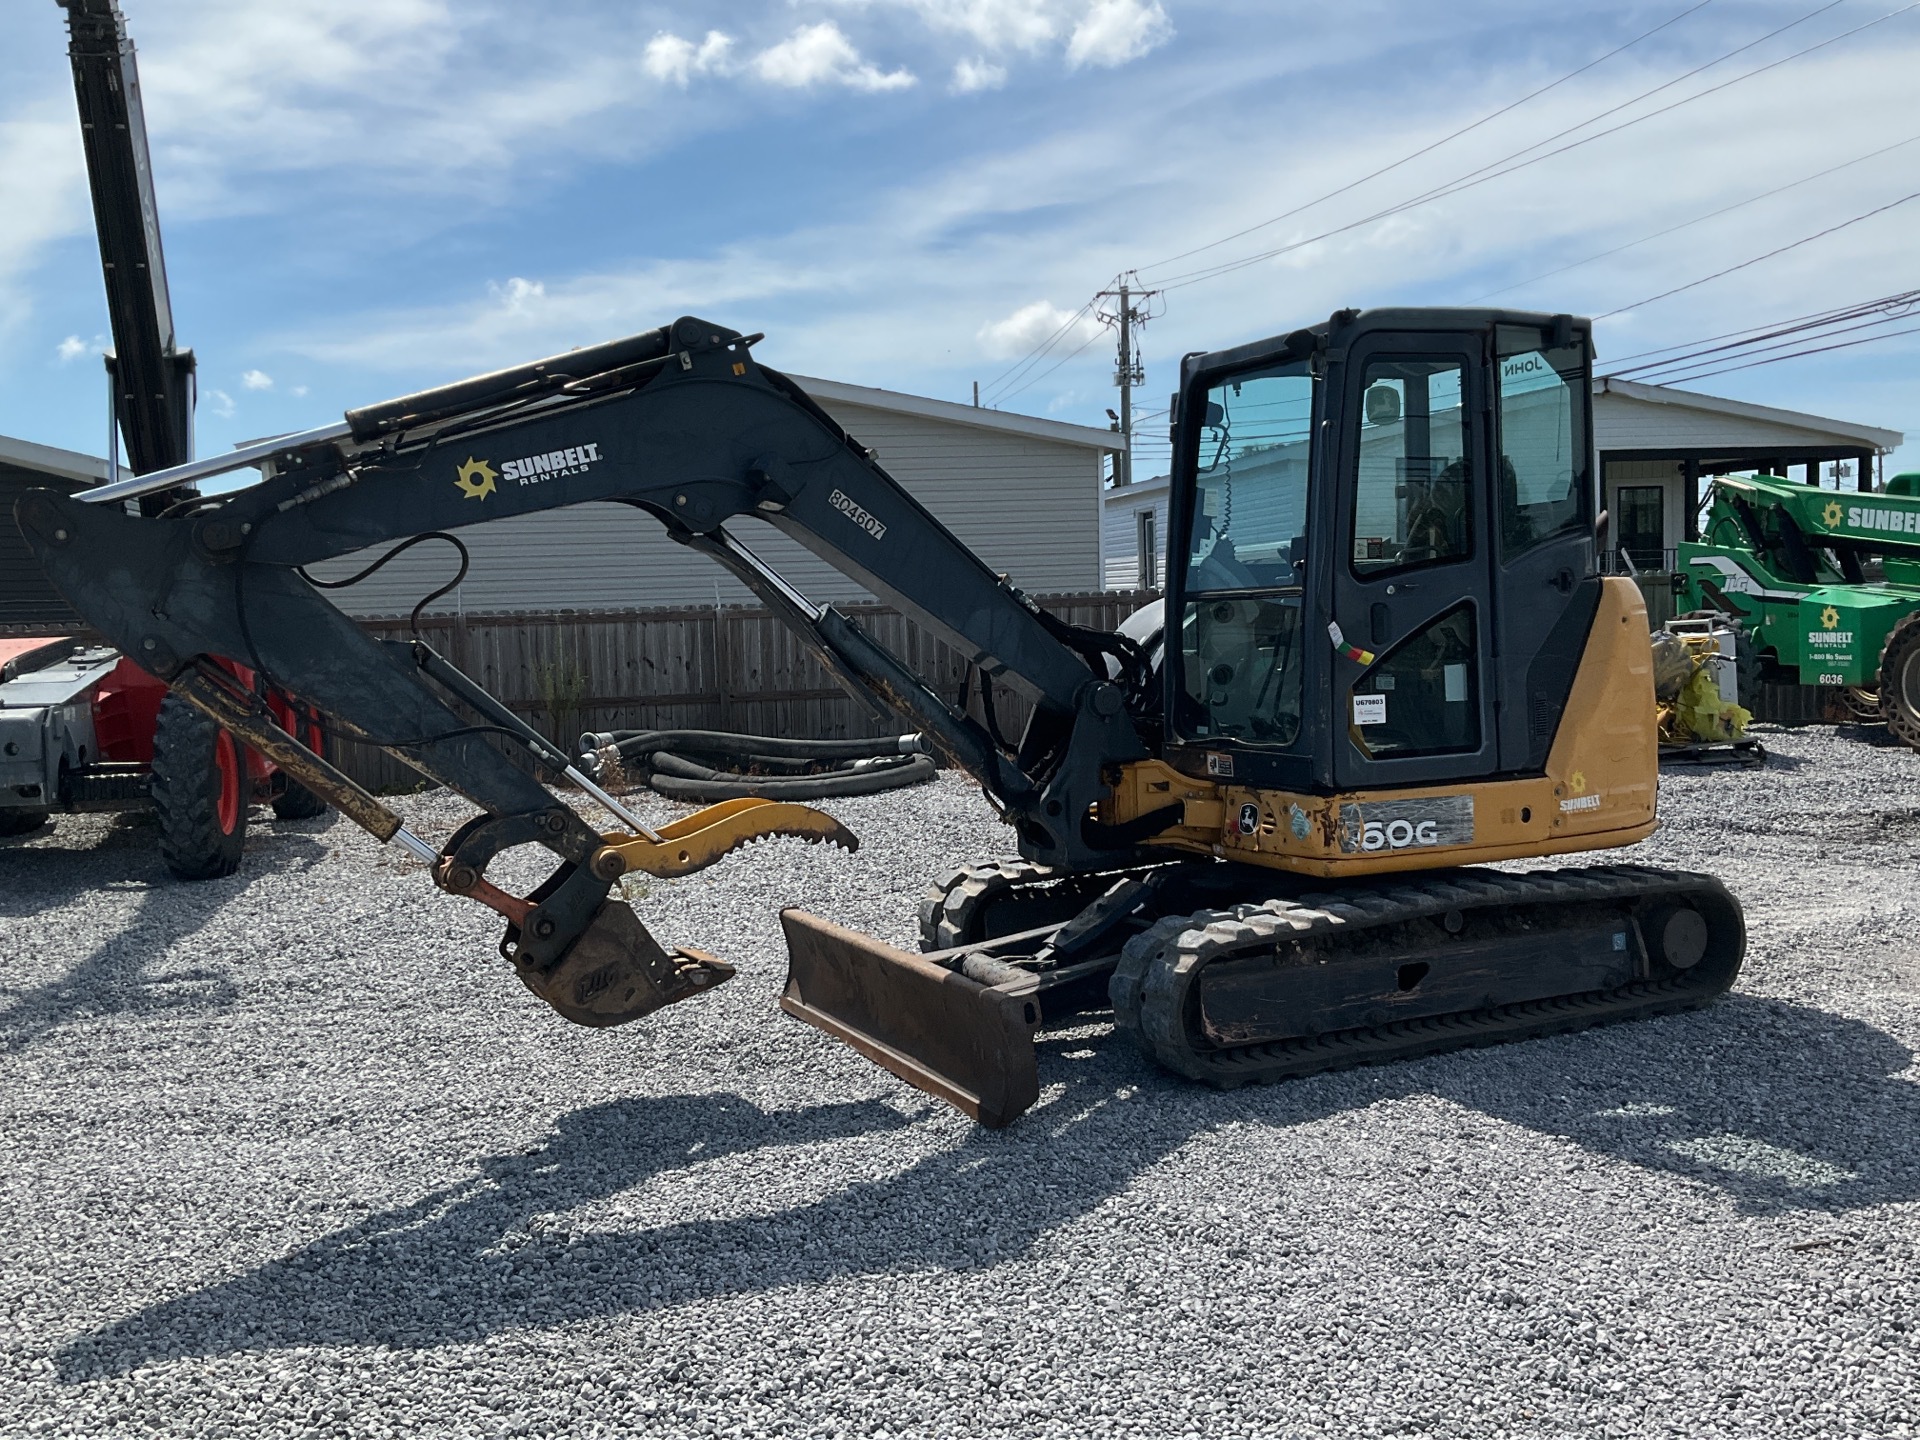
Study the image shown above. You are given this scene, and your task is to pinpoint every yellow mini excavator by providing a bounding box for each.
[18,307,1744,1126]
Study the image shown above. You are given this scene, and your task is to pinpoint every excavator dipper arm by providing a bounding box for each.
[16,318,1148,1038]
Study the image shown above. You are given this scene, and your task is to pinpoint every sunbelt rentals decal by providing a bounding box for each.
[454,441,604,500]
[1828,498,1920,537]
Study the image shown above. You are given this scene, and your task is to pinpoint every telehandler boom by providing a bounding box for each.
[19,309,1744,1126]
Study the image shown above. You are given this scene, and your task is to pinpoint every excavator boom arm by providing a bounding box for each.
[16,318,1147,1030]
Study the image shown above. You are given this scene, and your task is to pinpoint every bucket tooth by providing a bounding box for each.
[518,899,734,1027]
[779,909,1040,1128]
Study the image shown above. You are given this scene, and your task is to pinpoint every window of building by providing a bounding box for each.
[1137,508,1158,589]
[1615,485,1664,566]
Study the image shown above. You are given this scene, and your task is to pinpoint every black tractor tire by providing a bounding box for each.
[272,779,329,820]
[0,808,50,837]
[150,693,248,880]
[1876,612,1920,750]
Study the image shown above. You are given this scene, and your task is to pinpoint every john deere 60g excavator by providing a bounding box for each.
[18,307,1744,1126]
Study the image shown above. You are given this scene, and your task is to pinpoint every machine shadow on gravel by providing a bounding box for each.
[1400,995,1920,1217]
[57,988,1918,1379]
[0,829,326,1053]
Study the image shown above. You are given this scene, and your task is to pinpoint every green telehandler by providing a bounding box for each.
[1673,471,1920,748]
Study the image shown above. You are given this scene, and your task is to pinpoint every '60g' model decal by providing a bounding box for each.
[1336,795,1474,854]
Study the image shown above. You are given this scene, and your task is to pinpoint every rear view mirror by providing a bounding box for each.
[1203,401,1225,428]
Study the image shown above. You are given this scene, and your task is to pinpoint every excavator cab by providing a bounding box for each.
[1166,309,1599,796]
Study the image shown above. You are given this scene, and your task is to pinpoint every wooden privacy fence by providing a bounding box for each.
[330,590,1160,792]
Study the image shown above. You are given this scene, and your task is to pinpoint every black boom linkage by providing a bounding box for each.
[17,318,1150,971]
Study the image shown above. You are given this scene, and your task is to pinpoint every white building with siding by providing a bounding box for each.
[308,376,1119,616]
[1103,380,1904,585]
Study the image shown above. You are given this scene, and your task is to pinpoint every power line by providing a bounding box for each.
[1599,291,1920,385]
[978,294,1102,406]
[1594,188,1920,318]
[1603,288,1920,370]
[1145,0,1914,294]
[1640,318,1920,384]
[1136,0,1717,275]
[1471,132,1920,302]
[1619,310,1918,383]
[993,329,1107,404]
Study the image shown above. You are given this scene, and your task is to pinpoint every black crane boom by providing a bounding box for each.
[58,0,196,493]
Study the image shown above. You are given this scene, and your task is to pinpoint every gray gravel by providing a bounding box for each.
[2,722,1918,1439]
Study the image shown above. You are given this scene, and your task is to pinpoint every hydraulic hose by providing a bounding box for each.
[578,728,936,803]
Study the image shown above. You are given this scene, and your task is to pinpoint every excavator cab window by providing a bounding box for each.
[1175,358,1314,747]
[1494,331,1587,554]
[1349,359,1471,576]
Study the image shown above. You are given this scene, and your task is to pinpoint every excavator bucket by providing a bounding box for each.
[516,898,736,1028]
[779,911,1040,1128]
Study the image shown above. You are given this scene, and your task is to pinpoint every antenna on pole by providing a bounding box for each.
[1096,276,1159,488]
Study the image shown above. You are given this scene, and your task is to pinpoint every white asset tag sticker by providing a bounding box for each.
[1352,693,1388,726]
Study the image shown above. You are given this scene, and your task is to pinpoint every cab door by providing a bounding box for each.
[1329,332,1500,790]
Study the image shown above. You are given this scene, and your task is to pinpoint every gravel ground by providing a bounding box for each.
[2,722,1917,1439]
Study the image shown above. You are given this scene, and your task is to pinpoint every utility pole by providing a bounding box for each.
[1096,279,1157,488]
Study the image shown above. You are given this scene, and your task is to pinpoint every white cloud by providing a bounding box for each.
[241,368,273,390]
[0,104,89,335]
[207,388,236,419]
[489,276,546,315]
[56,334,86,363]
[952,57,1007,93]
[976,300,1103,360]
[837,0,1171,67]
[642,30,734,88]
[1066,0,1172,69]
[913,1,1059,53]
[291,384,309,398]
[753,23,916,93]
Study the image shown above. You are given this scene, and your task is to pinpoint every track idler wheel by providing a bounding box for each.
[513,899,735,1028]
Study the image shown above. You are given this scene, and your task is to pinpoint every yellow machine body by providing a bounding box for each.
[1104,577,1658,874]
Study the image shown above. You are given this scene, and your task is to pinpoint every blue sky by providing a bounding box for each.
[2,0,1916,478]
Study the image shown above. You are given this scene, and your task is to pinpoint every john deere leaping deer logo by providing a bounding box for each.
[455,457,498,500]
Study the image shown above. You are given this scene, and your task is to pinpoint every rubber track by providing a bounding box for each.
[916,857,1160,952]
[1111,865,1744,1088]
[918,858,1060,952]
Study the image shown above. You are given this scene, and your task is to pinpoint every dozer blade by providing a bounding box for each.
[518,898,735,1028]
[779,910,1040,1128]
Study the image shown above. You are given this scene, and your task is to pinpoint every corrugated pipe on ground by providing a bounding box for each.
[578,728,936,802]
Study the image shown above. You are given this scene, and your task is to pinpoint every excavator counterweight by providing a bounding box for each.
[19,307,1745,1127]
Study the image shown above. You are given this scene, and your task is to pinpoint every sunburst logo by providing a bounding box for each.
[1822,500,1844,527]
[1821,605,1840,630]
[454,457,498,500]
[1569,771,1586,794]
